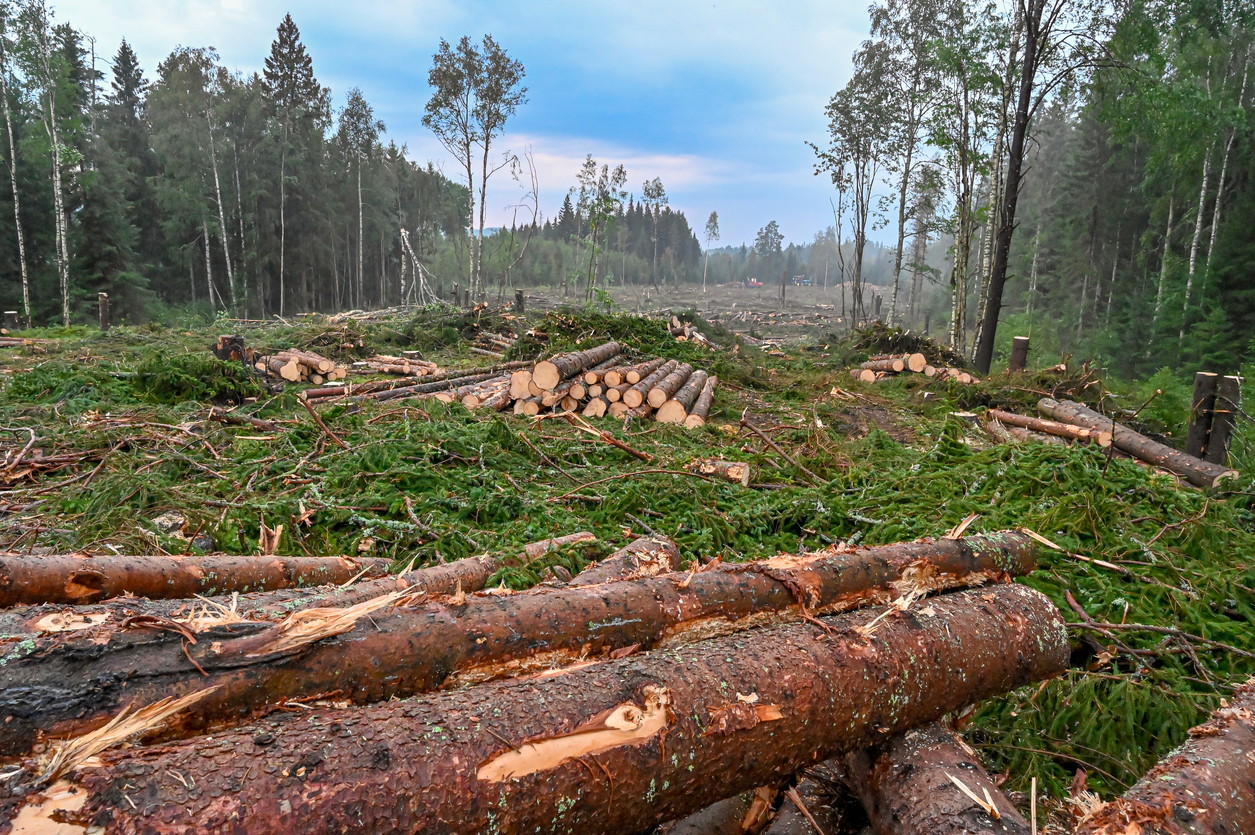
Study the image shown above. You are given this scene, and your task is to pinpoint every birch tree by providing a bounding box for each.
[0,3,27,325]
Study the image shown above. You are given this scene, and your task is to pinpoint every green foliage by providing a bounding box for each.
[132,354,265,404]
[6,363,132,412]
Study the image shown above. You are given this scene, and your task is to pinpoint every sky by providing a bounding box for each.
[59,0,870,247]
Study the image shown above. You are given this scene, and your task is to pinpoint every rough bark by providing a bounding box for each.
[764,768,848,834]
[658,787,776,835]
[569,536,682,585]
[0,554,497,640]
[1202,375,1240,466]
[1075,677,1255,835]
[625,360,678,408]
[0,584,1068,835]
[686,375,719,428]
[844,722,1030,835]
[1185,372,1220,459]
[658,370,710,424]
[986,410,1111,447]
[690,459,752,486]
[1038,398,1238,488]
[1007,337,1029,373]
[862,358,905,373]
[0,555,390,608]
[626,358,668,385]
[532,342,622,390]
[649,363,695,408]
[0,533,1038,759]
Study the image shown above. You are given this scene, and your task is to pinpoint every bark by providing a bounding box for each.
[1181,144,1213,342]
[0,31,29,326]
[657,371,710,424]
[985,410,1111,447]
[844,722,1030,835]
[532,342,623,390]
[1202,375,1241,466]
[0,532,1039,759]
[986,420,1068,447]
[626,357,668,385]
[0,555,391,607]
[0,554,497,641]
[764,768,848,835]
[569,536,682,585]
[1075,676,1255,835]
[206,115,236,311]
[649,363,695,408]
[1037,398,1238,488]
[625,360,678,408]
[686,375,719,428]
[520,532,597,562]
[1,584,1068,835]
[1152,196,1175,327]
[1184,372,1219,459]
[658,787,776,835]
[1008,337,1029,373]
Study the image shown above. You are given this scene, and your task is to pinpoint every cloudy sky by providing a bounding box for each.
[59,0,869,246]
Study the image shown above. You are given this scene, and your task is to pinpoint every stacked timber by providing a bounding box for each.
[255,348,349,384]
[851,353,978,385]
[361,355,440,376]
[469,331,517,359]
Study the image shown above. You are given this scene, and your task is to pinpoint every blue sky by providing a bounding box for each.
[60,0,870,246]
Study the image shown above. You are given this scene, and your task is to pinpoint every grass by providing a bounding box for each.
[1,307,1252,800]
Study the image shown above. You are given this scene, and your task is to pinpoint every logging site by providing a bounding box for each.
[1,0,1255,834]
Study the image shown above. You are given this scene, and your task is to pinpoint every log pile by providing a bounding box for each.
[850,353,980,385]
[254,348,349,384]
[0,529,1075,834]
[669,315,722,349]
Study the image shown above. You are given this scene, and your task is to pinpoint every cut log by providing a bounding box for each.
[906,352,927,373]
[1185,371,1220,458]
[569,535,682,584]
[3,584,1067,835]
[625,359,678,408]
[844,721,1030,835]
[862,357,905,373]
[561,395,579,412]
[276,349,333,374]
[850,368,877,383]
[582,397,608,418]
[532,341,622,390]
[658,370,711,424]
[1038,398,1238,488]
[1075,676,1255,835]
[359,370,511,404]
[1203,375,1241,465]
[686,375,719,428]
[469,347,504,359]
[0,533,1041,757]
[986,420,1068,447]
[626,357,668,385]
[923,365,937,377]
[509,369,533,400]
[986,409,1112,446]
[0,554,391,607]
[588,383,604,398]
[690,458,751,486]
[519,397,542,416]
[649,363,695,408]
[604,368,624,387]
[606,382,629,402]
[569,382,587,400]
[521,532,597,562]
[608,401,629,418]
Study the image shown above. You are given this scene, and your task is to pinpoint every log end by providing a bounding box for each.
[624,390,645,408]
[684,414,706,429]
[533,361,561,391]
[656,401,687,424]
[907,352,927,373]
[648,389,669,409]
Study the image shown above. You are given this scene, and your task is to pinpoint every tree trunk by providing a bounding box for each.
[0,533,1040,759]
[1152,196,1175,327]
[1075,677,1255,835]
[532,342,623,390]
[206,114,236,312]
[1037,398,1238,488]
[570,535,682,585]
[889,143,915,327]
[1202,375,1241,466]
[624,360,678,408]
[649,363,695,408]
[357,162,364,309]
[686,375,719,428]
[278,131,286,316]
[657,370,710,424]
[202,218,216,309]
[689,458,751,486]
[625,358,668,385]
[38,36,70,326]
[0,36,30,327]
[986,409,1110,446]
[1185,371,1220,458]
[2,584,1067,835]
[0,554,391,607]
[1180,144,1214,342]
[845,722,1030,835]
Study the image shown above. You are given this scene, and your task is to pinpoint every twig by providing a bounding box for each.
[551,469,716,502]
[515,430,579,484]
[298,395,349,449]
[549,413,653,463]
[784,786,831,835]
[739,410,821,483]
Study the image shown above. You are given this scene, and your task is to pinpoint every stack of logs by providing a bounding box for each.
[985,398,1239,489]
[255,348,349,384]
[850,353,980,385]
[0,531,1245,834]
[470,331,517,359]
[361,354,441,376]
[668,315,722,349]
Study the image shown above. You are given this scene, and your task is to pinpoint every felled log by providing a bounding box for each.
[532,341,622,390]
[985,420,1068,447]
[1075,677,1255,835]
[626,357,668,384]
[0,554,391,607]
[509,369,534,400]
[690,458,751,486]
[3,584,1068,835]
[470,346,504,359]
[986,409,1112,446]
[1038,398,1238,488]
[658,370,710,424]
[0,553,498,641]
[850,368,878,383]
[570,536,682,584]
[582,397,608,417]
[649,362,695,408]
[844,721,1030,834]
[0,533,1039,757]
[1185,371,1220,458]
[658,787,777,834]
[863,357,905,373]
[521,532,597,562]
[625,359,678,408]
[7,582,1069,828]
[686,375,719,428]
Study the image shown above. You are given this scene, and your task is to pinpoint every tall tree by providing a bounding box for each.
[338,87,382,309]
[641,176,667,289]
[0,2,28,325]
[702,210,719,293]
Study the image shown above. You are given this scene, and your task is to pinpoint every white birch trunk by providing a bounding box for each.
[0,44,29,326]
[206,114,236,311]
